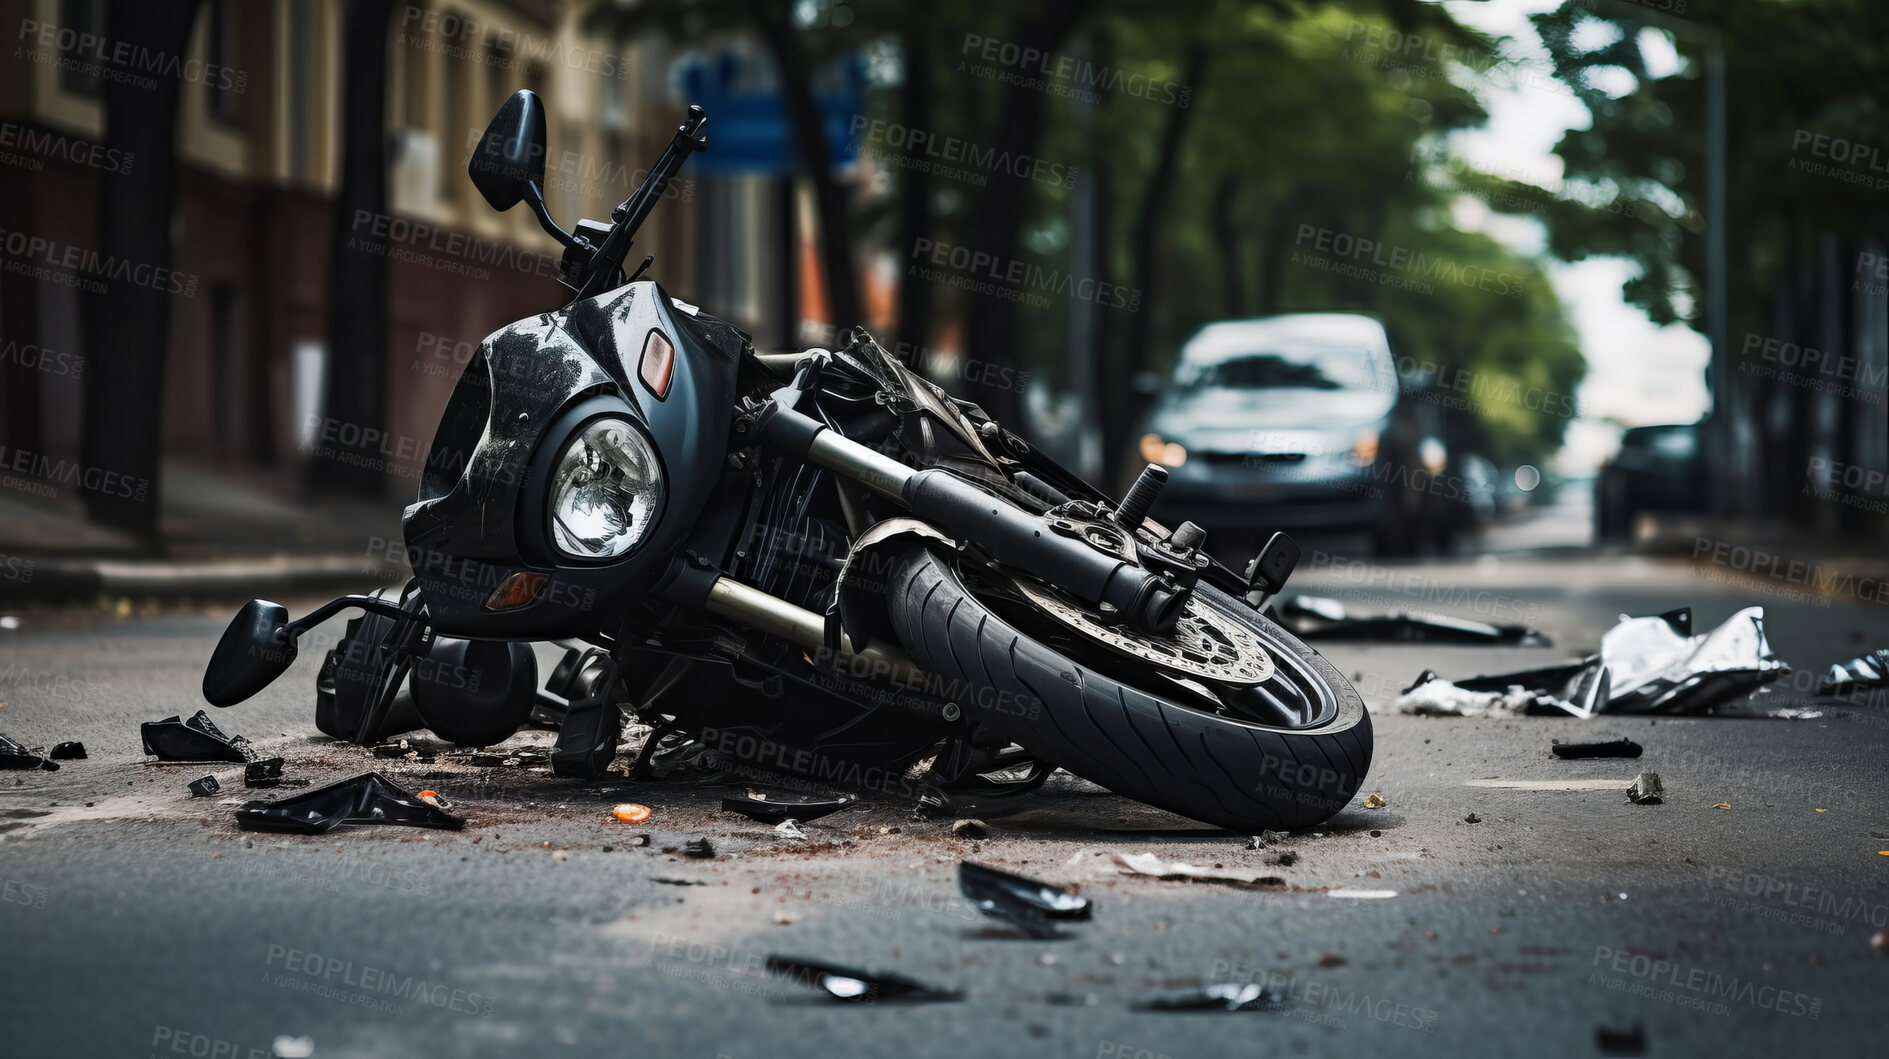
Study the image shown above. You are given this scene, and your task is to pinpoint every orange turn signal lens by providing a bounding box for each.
[639,329,675,400]
[483,571,547,612]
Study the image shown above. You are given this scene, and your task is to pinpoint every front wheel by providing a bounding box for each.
[884,546,1373,832]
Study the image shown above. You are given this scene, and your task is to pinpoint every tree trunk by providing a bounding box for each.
[747,0,860,341]
[80,0,203,546]
[1211,171,1244,318]
[312,0,396,497]
[894,24,933,366]
[959,0,1086,428]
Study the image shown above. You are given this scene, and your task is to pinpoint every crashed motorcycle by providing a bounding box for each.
[201,91,1371,831]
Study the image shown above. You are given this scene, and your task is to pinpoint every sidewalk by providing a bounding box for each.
[0,459,405,603]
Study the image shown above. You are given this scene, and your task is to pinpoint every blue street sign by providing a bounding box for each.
[676,50,864,175]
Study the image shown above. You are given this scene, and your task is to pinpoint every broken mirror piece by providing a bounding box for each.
[764,956,962,1004]
[48,741,86,760]
[1551,738,1643,759]
[234,771,465,834]
[1135,983,1272,1012]
[720,791,858,824]
[187,775,221,797]
[1269,594,1549,645]
[141,710,253,763]
[243,758,286,788]
[1627,771,1664,805]
[1815,649,1889,695]
[958,862,1092,938]
[0,734,55,771]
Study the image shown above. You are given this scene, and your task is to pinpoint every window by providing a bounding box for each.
[57,0,104,96]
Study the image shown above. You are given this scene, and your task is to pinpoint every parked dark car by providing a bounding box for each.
[1595,422,1705,539]
[1135,313,1463,554]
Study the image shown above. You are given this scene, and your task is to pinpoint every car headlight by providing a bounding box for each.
[548,417,664,559]
[1350,427,1380,467]
[1139,432,1188,468]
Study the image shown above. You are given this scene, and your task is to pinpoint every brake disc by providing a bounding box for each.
[1013,578,1274,686]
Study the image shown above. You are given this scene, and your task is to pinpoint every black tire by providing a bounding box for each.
[885,546,1373,832]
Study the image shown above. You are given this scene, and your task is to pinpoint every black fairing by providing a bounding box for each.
[402,280,743,638]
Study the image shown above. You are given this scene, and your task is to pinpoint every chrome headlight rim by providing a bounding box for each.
[526,397,668,566]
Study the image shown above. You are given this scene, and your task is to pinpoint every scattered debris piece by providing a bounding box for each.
[950,819,989,839]
[1134,983,1270,1012]
[1271,850,1300,867]
[1816,649,1889,695]
[1270,595,1549,646]
[1627,772,1664,805]
[272,1036,315,1059]
[141,711,252,763]
[774,912,796,925]
[1328,889,1398,899]
[243,758,286,788]
[1464,813,1482,824]
[683,837,716,859]
[235,772,465,834]
[1248,830,1289,849]
[1551,738,1643,759]
[764,956,961,1004]
[1768,708,1823,720]
[0,735,56,771]
[187,775,221,797]
[371,740,435,762]
[1712,802,1731,810]
[415,790,448,809]
[1361,793,1387,809]
[48,742,86,760]
[612,803,652,823]
[958,862,1092,939]
[1595,1022,1648,1056]
[721,791,858,824]
[627,835,651,847]
[1396,607,1788,719]
[651,877,706,887]
[774,819,808,840]
[1113,853,1283,888]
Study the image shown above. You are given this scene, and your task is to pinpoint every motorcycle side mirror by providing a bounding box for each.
[202,599,298,707]
[469,89,547,211]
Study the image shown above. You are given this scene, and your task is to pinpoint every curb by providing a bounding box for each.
[0,555,400,603]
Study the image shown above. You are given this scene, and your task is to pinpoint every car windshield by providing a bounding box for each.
[1174,344,1387,394]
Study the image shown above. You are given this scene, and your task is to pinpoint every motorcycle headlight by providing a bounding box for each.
[547,417,664,560]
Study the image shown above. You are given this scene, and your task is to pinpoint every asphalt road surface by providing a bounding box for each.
[3,524,1887,1057]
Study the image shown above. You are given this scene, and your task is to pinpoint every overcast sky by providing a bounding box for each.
[1442,0,1711,475]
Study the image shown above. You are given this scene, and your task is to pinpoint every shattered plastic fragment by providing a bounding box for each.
[1627,772,1664,805]
[721,791,858,824]
[187,775,221,797]
[612,803,651,823]
[774,819,807,840]
[243,758,286,788]
[1270,595,1549,646]
[950,818,989,838]
[683,837,715,858]
[141,711,252,763]
[1135,983,1271,1012]
[1551,739,1643,759]
[1816,649,1889,695]
[959,862,1092,938]
[48,742,86,760]
[764,956,962,1003]
[1361,793,1387,808]
[235,772,465,834]
[0,734,55,771]
[1113,853,1283,888]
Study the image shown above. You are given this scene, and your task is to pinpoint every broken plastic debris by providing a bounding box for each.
[774,819,808,840]
[1270,595,1549,646]
[683,837,715,858]
[1816,649,1889,695]
[1464,812,1482,824]
[1712,802,1731,810]
[235,772,465,834]
[1361,793,1387,809]
[1327,888,1399,899]
[958,862,1092,939]
[720,791,858,824]
[187,775,221,797]
[1248,830,1289,849]
[243,758,286,788]
[1396,607,1786,719]
[0,734,56,771]
[951,818,989,838]
[1627,772,1664,805]
[1113,853,1283,888]
[141,710,252,763]
[764,956,961,1004]
[1551,738,1643,759]
[612,803,652,823]
[1135,982,1271,1012]
[48,741,86,760]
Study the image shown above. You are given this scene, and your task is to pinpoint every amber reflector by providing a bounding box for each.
[639,330,675,400]
[483,571,547,611]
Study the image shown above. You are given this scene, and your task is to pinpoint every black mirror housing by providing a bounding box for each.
[203,599,298,707]
[469,89,548,211]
